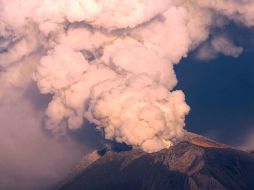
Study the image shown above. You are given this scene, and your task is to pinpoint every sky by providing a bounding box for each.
[176,50,254,147]
[175,23,254,147]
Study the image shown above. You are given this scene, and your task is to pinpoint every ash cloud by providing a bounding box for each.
[0,84,100,190]
[1,0,254,189]
[196,35,243,60]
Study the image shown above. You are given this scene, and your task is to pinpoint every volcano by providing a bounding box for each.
[55,132,254,190]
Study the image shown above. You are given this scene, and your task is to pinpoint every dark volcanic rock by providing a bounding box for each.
[56,135,254,190]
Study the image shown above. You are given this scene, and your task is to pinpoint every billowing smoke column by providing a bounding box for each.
[1,0,254,153]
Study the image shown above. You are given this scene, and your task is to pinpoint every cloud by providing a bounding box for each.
[8,1,196,153]
[196,35,243,60]
[0,86,98,190]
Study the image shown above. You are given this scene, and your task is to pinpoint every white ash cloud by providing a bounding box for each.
[0,84,99,190]
[86,75,188,152]
[196,35,243,60]
[212,36,243,57]
[1,0,254,156]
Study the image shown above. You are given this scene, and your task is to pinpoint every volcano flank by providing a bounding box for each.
[55,132,254,190]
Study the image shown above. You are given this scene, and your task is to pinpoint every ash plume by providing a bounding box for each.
[1,1,254,188]
[1,0,254,153]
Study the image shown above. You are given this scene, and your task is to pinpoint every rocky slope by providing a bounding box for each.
[55,132,254,190]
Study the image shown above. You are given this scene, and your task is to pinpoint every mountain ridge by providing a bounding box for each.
[55,132,254,190]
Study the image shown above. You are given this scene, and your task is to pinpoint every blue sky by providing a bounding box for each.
[176,49,254,146]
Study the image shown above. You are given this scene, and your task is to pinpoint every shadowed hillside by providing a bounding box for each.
[55,133,254,190]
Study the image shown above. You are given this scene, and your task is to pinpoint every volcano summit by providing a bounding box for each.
[55,132,254,190]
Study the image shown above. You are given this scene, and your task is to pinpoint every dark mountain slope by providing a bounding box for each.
[56,133,254,190]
